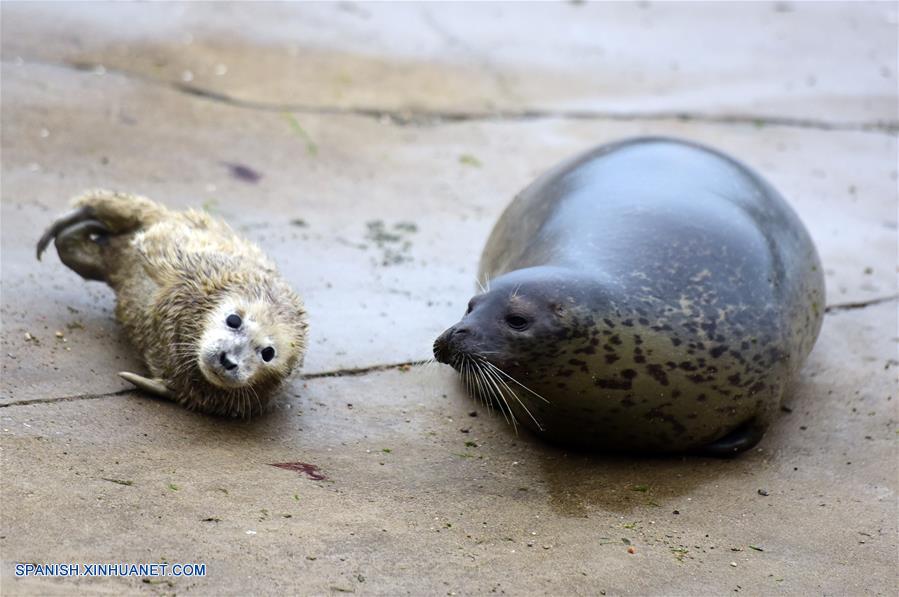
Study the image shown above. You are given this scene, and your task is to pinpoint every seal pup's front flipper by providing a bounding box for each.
[119,372,174,400]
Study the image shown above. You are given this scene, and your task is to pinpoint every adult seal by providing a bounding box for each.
[433,137,824,455]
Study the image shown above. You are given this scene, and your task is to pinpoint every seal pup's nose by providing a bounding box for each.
[219,352,238,371]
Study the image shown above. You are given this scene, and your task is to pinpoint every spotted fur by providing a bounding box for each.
[435,138,825,454]
[41,190,308,417]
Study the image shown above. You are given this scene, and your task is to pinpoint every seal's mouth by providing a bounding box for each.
[199,353,251,389]
[433,325,516,373]
[435,349,549,432]
[433,324,481,368]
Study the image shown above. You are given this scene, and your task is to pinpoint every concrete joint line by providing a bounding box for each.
[3,292,895,408]
[7,57,898,135]
[0,361,429,408]
[300,360,426,380]
[0,388,133,409]
[824,294,898,314]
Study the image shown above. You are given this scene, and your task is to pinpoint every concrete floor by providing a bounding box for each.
[1,2,896,595]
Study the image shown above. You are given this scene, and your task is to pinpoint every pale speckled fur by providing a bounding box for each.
[64,190,308,417]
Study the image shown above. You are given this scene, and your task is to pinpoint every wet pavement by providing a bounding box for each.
[1,2,897,595]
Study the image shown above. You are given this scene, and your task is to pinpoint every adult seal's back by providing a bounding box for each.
[433,137,825,456]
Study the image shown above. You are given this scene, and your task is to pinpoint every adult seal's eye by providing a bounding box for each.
[226,314,242,329]
[261,347,276,362]
[505,314,530,331]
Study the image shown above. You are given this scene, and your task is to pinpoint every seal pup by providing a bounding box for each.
[37,190,308,417]
[433,137,825,455]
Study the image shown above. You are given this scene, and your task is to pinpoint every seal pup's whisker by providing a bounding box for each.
[233,389,244,419]
[247,384,263,418]
[239,390,251,419]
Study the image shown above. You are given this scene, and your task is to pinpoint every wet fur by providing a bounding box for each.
[39,190,308,417]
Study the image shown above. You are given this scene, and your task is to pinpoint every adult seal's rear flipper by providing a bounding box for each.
[695,419,767,458]
[119,372,174,400]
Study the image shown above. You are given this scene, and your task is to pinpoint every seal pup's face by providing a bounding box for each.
[197,294,306,390]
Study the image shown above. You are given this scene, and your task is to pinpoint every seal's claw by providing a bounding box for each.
[119,371,174,400]
[36,206,94,260]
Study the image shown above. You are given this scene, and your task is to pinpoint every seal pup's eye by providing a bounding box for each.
[505,314,530,331]
[261,346,276,362]
[226,314,242,329]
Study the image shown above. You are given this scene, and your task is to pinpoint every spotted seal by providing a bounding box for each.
[433,137,824,455]
[37,190,308,417]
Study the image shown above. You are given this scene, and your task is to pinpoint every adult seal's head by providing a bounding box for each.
[435,267,597,377]
[433,137,825,456]
[433,266,613,433]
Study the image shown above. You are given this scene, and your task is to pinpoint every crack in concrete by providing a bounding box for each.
[0,360,430,408]
[10,57,897,134]
[301,360,426,379]
[824,294,898,313]
[3,293,896,409]
[0,388,133,409]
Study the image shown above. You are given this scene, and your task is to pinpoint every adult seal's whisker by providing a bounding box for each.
[480,357,551,405]
[477,359,514,428]
[480,360,545,432]
[482,363,541,432]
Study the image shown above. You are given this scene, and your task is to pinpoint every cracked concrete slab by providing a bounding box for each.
[2,59,896,404]
[2,2,897,126]
[1,302,896,595]
[1,3,897,595]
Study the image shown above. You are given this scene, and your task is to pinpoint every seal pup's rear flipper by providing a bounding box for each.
[37,206,97,260]
[52,220,112,281]
[119,372,174,400]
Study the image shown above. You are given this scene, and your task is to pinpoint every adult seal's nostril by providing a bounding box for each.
[219,352,238,371]
[433,329,454,364]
